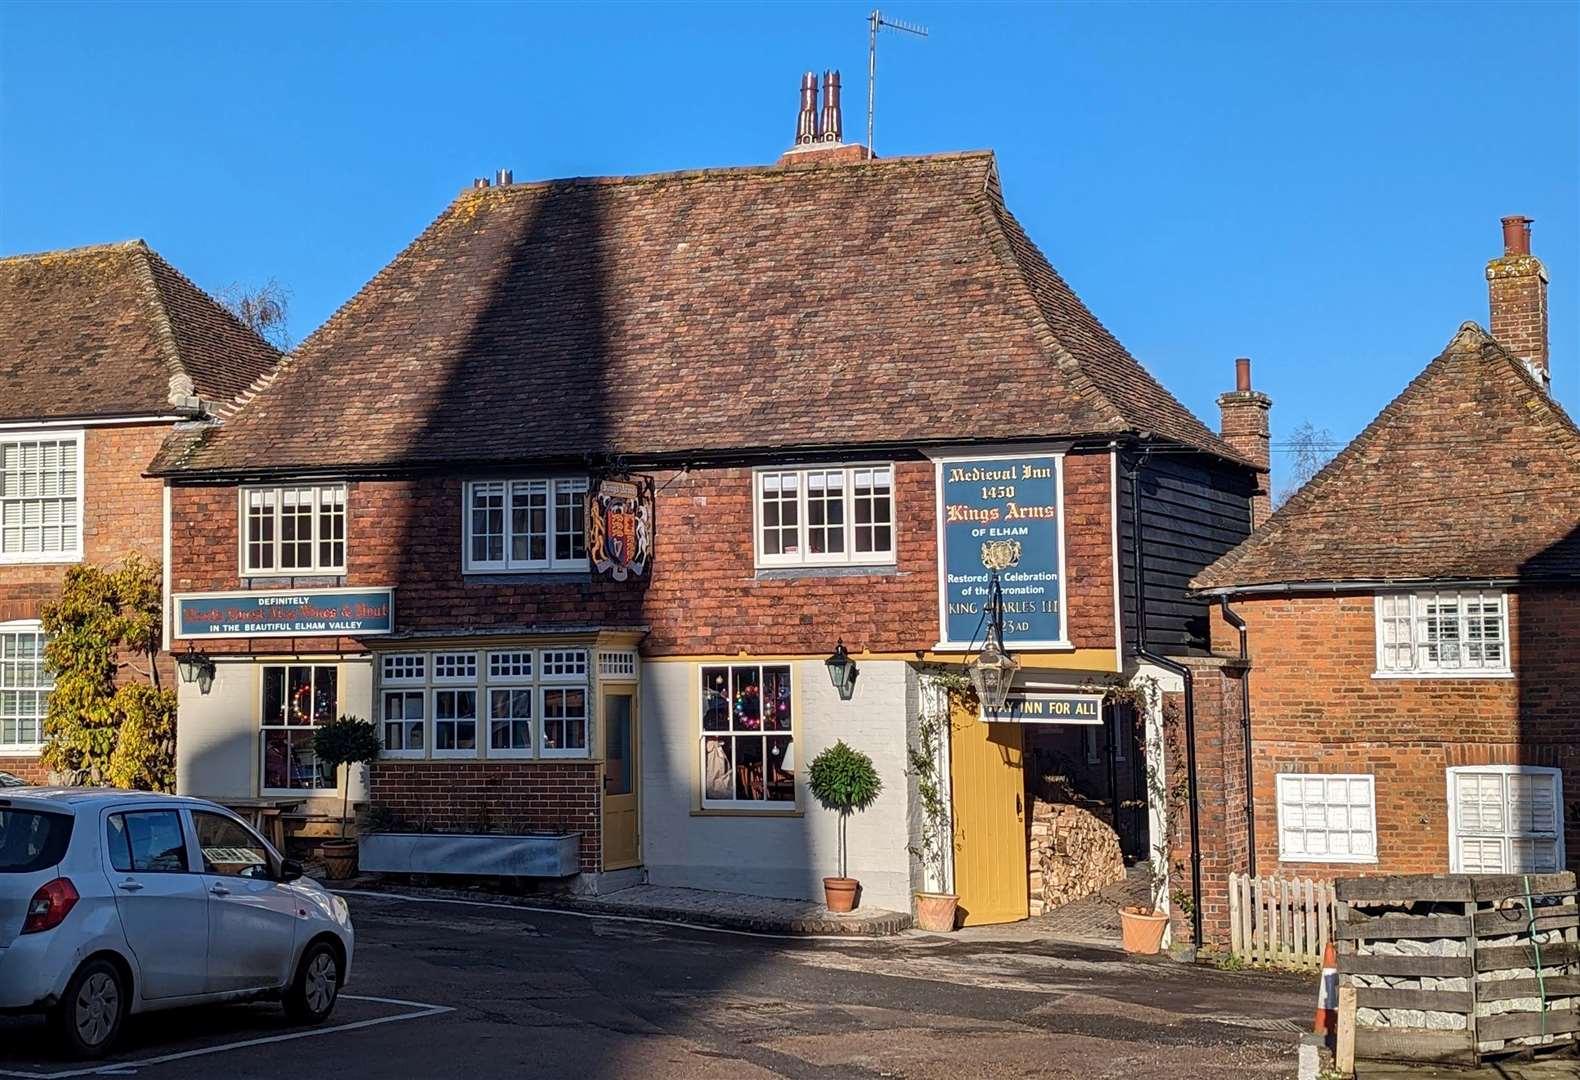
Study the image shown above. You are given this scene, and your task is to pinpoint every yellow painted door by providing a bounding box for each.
[948,693,1028,925]
[601,688,640,870]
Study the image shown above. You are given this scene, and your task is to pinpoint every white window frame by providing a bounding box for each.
[239,483,348,576]
[1373,590,1512,678]
[1447,765,1565,874]
[538,684,590,759]
[430,687,480,759]
[1275,772,1378,865]
[0,620,50,754]
[752,464,896,569]
[699,662,798,811]
[0,430,84,565]
[462,477,589,574]
[379,688,426,759]
[259,663,340,796]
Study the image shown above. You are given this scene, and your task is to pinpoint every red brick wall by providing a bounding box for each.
[169,451,1119,657]
[1,423,176,781]
[1164,658,1249,948]
[1223,588,1580,885]
[368,761,602,873]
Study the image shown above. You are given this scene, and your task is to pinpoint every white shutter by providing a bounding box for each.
[1450,768,1564,874]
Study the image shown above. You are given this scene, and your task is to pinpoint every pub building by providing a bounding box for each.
[154,74,1264,934]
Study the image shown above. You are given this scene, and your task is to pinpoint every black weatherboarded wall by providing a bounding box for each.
[1119,451,1255,656]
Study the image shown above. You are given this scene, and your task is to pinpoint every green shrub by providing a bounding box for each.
[807,740,882,879]
[312,716,383,839]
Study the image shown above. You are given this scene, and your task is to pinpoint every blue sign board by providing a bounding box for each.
[983,692,1103,724]
[176,588,394,639]
[938,454,1066,648]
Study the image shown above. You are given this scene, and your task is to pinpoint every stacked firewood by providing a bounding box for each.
[1027,799,1125,915]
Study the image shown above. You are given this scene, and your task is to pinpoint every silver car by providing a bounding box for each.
[0,788,354,1058]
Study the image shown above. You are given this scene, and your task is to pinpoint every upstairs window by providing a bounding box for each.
[0,433,81,562]
[754,465,895,568]
[463,478,587,573]
[243,484,346,575]
[1375,591,1509,676]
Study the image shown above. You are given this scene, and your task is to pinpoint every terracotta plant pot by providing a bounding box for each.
[914,891,959,932]
[320,840,358,881]
[1118,905,1169,955]
[822,876,860,913]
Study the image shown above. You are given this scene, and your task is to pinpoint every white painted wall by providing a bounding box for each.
[640,658,916,913]
[176,657,373,814]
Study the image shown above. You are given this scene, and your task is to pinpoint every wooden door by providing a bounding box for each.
[601,688,640,870]
[948,693,1029,925]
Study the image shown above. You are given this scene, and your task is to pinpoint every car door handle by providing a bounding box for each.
[210,884,231,897]
[117,881,144,892]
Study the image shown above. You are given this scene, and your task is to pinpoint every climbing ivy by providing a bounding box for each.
[40,555,176,790]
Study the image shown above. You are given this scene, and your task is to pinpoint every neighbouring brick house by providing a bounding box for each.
[153,75,1261,923]
[0,241,279,783]
[1189,217,1579,947]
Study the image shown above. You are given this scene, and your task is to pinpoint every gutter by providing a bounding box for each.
[1195,577,1520,597]
[1127,451,1203,950]
[1218,597,1255,878]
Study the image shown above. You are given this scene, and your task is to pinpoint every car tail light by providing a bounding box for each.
[22,878,79,934]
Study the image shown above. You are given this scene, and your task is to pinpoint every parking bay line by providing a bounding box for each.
[0,995,452,1080]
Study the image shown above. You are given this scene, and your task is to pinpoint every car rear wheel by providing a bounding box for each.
[51,958,125,1059]
[283,940,340,1024]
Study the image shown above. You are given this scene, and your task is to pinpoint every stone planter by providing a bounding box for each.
[357,832,582,878]
[1119,905,1169,954]
[914,891,959,932]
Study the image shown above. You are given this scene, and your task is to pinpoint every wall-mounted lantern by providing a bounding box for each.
[824,639,859,701]
[177,644,216,695]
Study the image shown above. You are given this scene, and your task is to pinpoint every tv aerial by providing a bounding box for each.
[867,9,929,159]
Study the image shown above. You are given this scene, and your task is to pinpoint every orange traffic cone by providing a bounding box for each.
[1313,940,1338,1036]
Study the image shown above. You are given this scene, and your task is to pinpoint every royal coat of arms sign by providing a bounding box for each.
[585,475,655,581]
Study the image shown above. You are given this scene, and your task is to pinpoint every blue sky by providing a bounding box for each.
[2,1,1575,488]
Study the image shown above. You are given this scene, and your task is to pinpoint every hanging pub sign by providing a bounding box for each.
[982,692,1103,724]
[586,475,655,581]
[936,452,1067,649]
[175,588,394,639]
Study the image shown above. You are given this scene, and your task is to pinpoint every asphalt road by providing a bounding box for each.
[0,890,1316,1079]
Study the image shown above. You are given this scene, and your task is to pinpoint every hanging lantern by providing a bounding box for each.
[824,639,859,702]
[968,636,1019,715]
[176,644,216,694]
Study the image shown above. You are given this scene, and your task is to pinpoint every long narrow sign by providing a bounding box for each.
[175,588,394,638]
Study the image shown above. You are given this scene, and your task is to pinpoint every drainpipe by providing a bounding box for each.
[1127,452,1204,950]
[1219,596,1256,878]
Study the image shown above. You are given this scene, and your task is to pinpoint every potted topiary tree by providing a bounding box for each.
[311,715,382,880]
[807,740,882,913]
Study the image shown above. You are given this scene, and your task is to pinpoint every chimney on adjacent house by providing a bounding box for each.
[1486,215,1550,390]
[779,69,868,165]
[795,71,819,145]
[1218,357,1273,528]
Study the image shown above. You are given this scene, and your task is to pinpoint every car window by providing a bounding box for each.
[0,810,72,873]
[192,811,272,879]
[106,811,189,873]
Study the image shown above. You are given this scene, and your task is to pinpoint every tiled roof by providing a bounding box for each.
[1193,323,1580,591]
[154,152,1240,476]
[0,241,281,422]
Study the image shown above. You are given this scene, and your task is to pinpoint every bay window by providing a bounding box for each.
[463,478,587,572]
[243,484,346,575]
[754,465,894,568]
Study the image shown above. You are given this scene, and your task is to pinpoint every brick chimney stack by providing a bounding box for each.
[1486,215,1550,391]
[1218,357,1272,528]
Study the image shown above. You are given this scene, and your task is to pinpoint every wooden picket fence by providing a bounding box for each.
[1228,872,1338,968]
